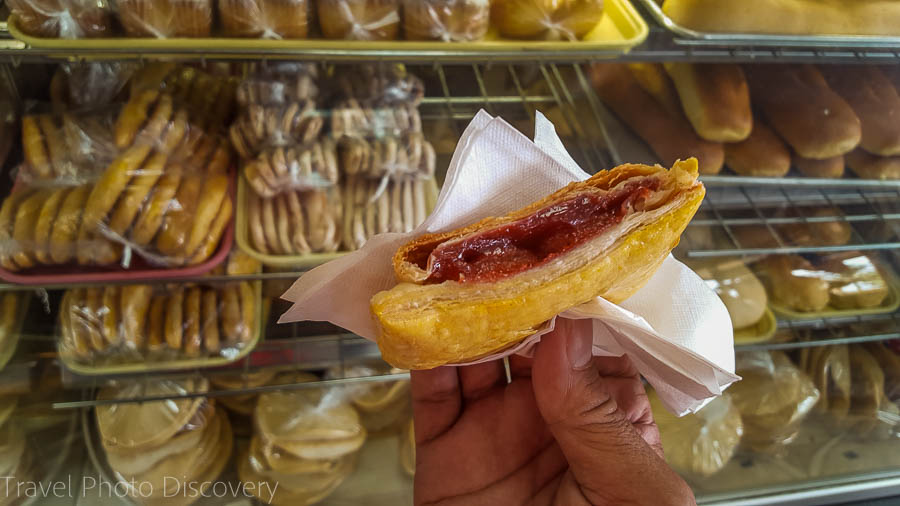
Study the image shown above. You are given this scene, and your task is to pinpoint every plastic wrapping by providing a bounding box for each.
[729,351,820,453]
[240,387,365,505]
[7,0,113,38]
[59,280,256,366]
[95,379,233,506]
[20,109,118,184]
[116,0,213,37]
[237,71,319,107]
[331,65,425,107]
[761,253,891,313]
[866,342,900,404]
[229,101,325,158]
[338,133,436,180]
[247,187,342,255]
[243,138,340,197]
[491,0,605,41]
[318,0,401,40]
[330,100,422,139]
[328,364,410,431]
[650,388,743,478]
[219,0,310,39]
[403,0,490,41]
[211,371,317,416]
[50,63,136,111]
[0,293,24,371]
[688,258,767,330]
[341,176,431,250]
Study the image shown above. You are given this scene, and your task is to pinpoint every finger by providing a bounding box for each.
[411,367,461,444]
[509,355,533,378]
[458,360,504,401]
[531,318,693,505]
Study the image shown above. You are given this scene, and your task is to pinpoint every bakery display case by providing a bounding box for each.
[0,1,898,505]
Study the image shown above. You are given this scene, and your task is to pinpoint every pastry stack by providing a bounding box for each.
[592,62,900,180]
[96,379,232,506]
[239,388,366,504]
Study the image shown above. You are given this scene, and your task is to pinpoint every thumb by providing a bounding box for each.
[532,318,693,505]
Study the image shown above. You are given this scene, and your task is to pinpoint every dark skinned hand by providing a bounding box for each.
[411,318,695,506]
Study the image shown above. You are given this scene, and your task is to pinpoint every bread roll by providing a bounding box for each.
[403,0,490,41]
[818,252,888,309]
[591,64,724,175]
[747,65,861,160]
[821,66,900,157]
[491,0,603,40]
[762,255,829,312]
[664,63,752,143]
[724,120,790,177]
[794,153,844,179]
[662,0,900,37]
[846,147,900,180]
[689,259,767,330]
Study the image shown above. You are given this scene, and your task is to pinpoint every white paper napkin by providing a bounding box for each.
[280,110,740,416]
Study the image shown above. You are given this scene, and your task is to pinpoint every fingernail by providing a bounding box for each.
[564,320,592,369]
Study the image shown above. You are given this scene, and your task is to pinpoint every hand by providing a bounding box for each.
[411,318,695,506]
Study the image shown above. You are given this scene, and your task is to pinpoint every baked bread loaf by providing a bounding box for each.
[8,0,113,38]
[662,0,900,37]
[747,65,861,160]
[372,160,704,369]
[664,63,752,143]
[403,0,490,41]
[821,66,900,157]
[492,0,604,40]
[244,138,339,197]
[794,153,845,179]
[761,255,829,312]
[219,0,309,38]
[724,120,790,177]
[846,148,900,180]
[591,64,724,174]
[318,0,400,40]
[117,0,213,37]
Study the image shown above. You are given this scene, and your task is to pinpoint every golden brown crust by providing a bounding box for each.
[665,63,752,143]
[101,286,121,346]
[34,188,70,264]
[49,185,90,264]
[22,115,51,179]
[121,285,153,350]
[165,288,184,350]
[724,121,791,177]
[822,66,900,157]
[157,175,203,258]
[374,160,705,369]
[201,289,219,354]
[221,285,242,344]
[82,144,153,242]
[132,170,182,246]
[84,287,105,351]
[183,287,202,357]
[188,197,233,265]
[846,148,900,180]
[794,154,844,179]
[0,190,34,270]
[147,295,166,352]
[248,191,268,254]
[108,152,167,236]
[238,282,255,345]
[183,174,229,259]
[12,190,51,269]
[115,89,160,149]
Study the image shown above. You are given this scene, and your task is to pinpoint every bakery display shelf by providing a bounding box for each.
[735,309,900,353]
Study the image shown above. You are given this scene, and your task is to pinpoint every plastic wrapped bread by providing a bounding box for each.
[218,0,309,38]
[818,252,889,310]
[60,281,256,365]
[20,109,118,184]
[341,176,430,251]
[330,100,422,140]
[760,255,830,313]
[247,187,342,255]
[116,0,213,37]
[338,133,436,180]
[49,63,136,111]
[403,0,490,41]
[318,0,401,40]
[7,0,113,38]
[229,101,325,158]
[330,65,424,107]
[491,0,604,40]
[688,259,767,330]
[243,138,340,197]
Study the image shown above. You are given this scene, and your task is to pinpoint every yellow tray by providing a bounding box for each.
[6,0,647,55]
[58,281,263,375]
[733,307,777,345]
[768,264,900,321]
[236,173,439,269]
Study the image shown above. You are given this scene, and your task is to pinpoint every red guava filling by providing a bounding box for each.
[424,178,661,284]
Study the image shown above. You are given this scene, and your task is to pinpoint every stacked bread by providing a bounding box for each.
[96,379,232,506]
[592,63,900,180]
[239,388,366,504]
[2,65,237,272]
[760,252,889,313]
[7,0,113,38]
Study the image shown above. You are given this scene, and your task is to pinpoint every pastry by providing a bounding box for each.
[117,0,213,37]
[818,252,888,309]
[794,153,844,179]
[244,139,339,197]
[372,160,705,369]
[114,90,175,149]
[688,259,767,330]
[49,185,91,264]
[761,255,829,312]
[121,285,153,349]
[107,152,168,236]
[33,187,70,264]
[403,0,490,41]
[591,64,724,175]
[846,148,900,180]
[747,65,861,160]
[11,190,51,269]
[492,0,603,40]
[664,63,752,143]
[131,170,183,246]
[724,120,791,177]
[821,66,900,157]
[318,0,400,40]
[219,0,309,38]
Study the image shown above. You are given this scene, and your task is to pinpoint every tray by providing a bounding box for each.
[733,307,777,346]
[768,263,900,321]
[0,174,236,285]
[58,280,262,375]
[6,0,647,55]
[635,0,900,48]
[236,174,439,269]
